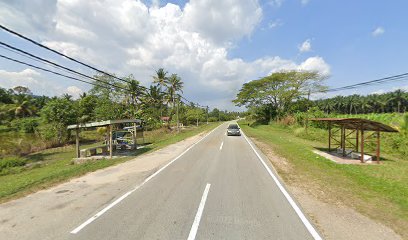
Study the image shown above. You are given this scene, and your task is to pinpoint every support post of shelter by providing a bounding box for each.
[133,123,137,150]
[342,125,346,156]
[356,129,359,152]
[75,129,80,158]
[376,131,380,164]
[109,125,113,159]
[360,129,365,163]
[328,122,331,152]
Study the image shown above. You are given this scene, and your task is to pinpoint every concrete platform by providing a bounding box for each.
[313,149,375,165]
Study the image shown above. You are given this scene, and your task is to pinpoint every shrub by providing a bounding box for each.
[278,115,296,126]
[0,157,26,171]
[11,117,40,133]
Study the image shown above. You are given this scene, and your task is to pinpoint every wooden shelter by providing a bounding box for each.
[67,119,142,159]
[310,118,398,163]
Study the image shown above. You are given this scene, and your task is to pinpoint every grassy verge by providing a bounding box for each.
[239,121,408,238]
[0,123,220,203]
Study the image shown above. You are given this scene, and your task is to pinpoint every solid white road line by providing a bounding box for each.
[187,183,211,240]
[219,141,224,150]
[70,124,222,234]
[241,130,322,240]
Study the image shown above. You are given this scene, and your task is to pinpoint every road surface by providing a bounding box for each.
[1,122,321,240]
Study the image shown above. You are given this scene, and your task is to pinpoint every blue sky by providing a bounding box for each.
[1,0,408,109]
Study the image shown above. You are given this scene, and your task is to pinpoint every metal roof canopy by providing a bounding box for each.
[68,119,141,130]
[310,118,398,132]
[309,118,398,164]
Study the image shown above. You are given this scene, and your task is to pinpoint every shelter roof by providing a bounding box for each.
[309,118,398,132]
[67,119,141,130]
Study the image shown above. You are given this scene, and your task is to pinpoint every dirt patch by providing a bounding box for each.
[251,137,402,240]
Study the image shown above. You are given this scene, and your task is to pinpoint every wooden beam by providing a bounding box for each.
[133,123,137,149]
[355,129,359,152]
[342,126,346,156]
[360,129,365,163]
[376,131,381,164]
[328,123,332,152]
[109,125,113,159]
[75,129,80,158]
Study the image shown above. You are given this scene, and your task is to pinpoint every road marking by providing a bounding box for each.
[70,124,222,234]
[240,128,323,240]
[187,183,211,240]
[219,141,224,150]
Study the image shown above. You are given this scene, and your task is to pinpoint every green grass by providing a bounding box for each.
[0,123,220,203]
[239,121,408,238]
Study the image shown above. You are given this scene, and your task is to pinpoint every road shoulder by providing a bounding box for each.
[0,128,214,240]
[250,137,402,240]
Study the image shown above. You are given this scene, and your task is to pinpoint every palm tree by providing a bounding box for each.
[360,97,371,114]
[152,68,169,121]
[388,90,406,113]
[153,68,169,92]
[62,94,72,101]
[167,74,184,129]
[126,79,145,116]
[167,74,184,107]
[12,95,35,118]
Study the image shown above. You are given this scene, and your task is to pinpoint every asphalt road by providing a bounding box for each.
[67,122,320,240]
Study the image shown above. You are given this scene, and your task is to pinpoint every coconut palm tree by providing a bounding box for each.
[152,68,169,121]
[167,73,184,107]
[126,79,145,116]
[167,74,184,129]
[153,68,169,92]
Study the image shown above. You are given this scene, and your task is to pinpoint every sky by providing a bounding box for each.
[0,0,408,110]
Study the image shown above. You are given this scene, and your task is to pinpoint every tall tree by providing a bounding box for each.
[152,68,169,121]
[234,70,327,121]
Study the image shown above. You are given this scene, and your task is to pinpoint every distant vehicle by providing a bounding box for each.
[227,123,241,136]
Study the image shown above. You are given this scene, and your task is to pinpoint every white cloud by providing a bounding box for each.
[0,0,330,110]
[301,0,310,5]
[269,0,285,7]
[182,0,262,45]
[299,39,312,52]
[268,19,283,29]
[299,56,331,76]
[371,90,385,95]
[0,68,66,96]
[65,86,83,99]
[0,69,40,89]
[372,27,385,37]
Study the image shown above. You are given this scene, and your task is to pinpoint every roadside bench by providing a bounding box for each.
[80,145,108,158]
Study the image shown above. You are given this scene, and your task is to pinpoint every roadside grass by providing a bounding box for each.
[239,121,408,238]
[0,123,220,203]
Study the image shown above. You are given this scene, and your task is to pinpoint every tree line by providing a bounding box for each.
[315,90,408,114]
[234,70,408,123]
[0,68,239,145]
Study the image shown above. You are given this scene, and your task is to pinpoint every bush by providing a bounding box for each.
[208,117,218,122]
[0,157,26,171]
[277,115,296,126]
[11,117,40,133]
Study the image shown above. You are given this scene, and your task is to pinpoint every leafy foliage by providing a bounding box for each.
[234,70,326,121]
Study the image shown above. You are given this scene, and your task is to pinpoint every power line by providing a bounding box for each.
[0,24,132,84]
[0,54,131,93]
[0,41,131,90]
[179,94,206,108]
[323,73,408,93]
